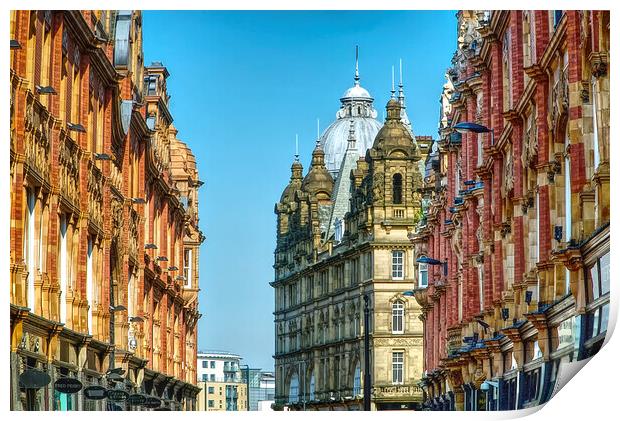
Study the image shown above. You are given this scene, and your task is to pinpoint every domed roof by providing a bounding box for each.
[302,146,334,195]
[280,160,303,202]
[341,84,372,100]
[372,99,417,152]
[320,116,382,175]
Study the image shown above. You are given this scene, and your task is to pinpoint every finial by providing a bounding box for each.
[391,65,396,99]
[354,45,360,86]
[316,119,321,147]
[398,58,405,104]
[295,134,299,162]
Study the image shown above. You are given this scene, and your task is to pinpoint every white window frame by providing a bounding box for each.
[392,351,404,385]
[392,250,404,280]
[87,236,93,332]
[183,248,192,288]
[59,213,68,323]
[418,257,428,288]
[25,189,36,310]
[392,301,404,334]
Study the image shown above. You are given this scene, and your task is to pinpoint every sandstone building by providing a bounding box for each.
[411,10,610,411]
[272,61,431,410]
[10,10,204,410]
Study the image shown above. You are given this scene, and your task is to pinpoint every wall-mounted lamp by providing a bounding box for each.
[129,316,144,323]
[10,39,21,49]
[67,122,86,133]
[35,85,57,95]
[131,198,146,204]
[93,153,112,161]
[109,305,127,312]
[167,266,179,272]
[156,256,168,262]
[145,243,158,250]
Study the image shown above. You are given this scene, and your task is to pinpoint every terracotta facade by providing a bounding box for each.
[412,10,610,411]
[10,10,203,411]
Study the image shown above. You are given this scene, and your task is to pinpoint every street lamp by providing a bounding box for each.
[416,256,448,277]
[240,364,251,411]
[453,122,495,146]
[363,294,371,411]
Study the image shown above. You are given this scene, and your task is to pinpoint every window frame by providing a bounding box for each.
[392,351,404,385]
[391,250,404,280]
[392,301,405,334]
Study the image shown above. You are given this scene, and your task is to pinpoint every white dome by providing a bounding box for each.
[320,116,382,175]
[341,84,372,100]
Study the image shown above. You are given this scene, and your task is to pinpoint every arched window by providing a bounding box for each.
[418,256,428,288]
[353,362,361,396]
[309,372,315,400]
[392,173,403,204]
[392,301,404,333]
[288,373,299,403]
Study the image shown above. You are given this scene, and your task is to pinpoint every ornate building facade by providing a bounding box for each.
[411,10,610,411]
[10,10,204,410]
[272,63,430,410]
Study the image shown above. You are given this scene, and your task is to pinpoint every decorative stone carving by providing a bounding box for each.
[87,164,103,228]
[59,135,80,206]
[521,111,538,168]
[128,208,139,260]
[111,197,124,241]
[502,147,514,197]
[24,99,51,180]
[550,68,569,135]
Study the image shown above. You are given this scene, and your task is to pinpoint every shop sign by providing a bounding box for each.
[127,394,146,406]
[373,385,423,398]
[54,377,83,394]
[18,369,51,389]
[144,397,161,408]
[84,385,108,400]
[107,389,130,402]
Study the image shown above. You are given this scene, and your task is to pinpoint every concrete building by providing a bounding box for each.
[410,10,610,411]
[272,56,431,410]
[9,10,204,410]
[196,351,247,411]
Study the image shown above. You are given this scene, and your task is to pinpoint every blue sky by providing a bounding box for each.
[142,10,456,371]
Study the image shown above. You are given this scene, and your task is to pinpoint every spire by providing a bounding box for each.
[295,134,299,162]
[398,58,405,105]
[316,118,321,147]
[391,65,396,99]
[354,45,360,86]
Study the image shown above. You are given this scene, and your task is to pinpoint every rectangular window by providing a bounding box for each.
[25,189,36,310]
[210,374,215,381]
[183,248,192,287]
[418,261,428,287]
[392,352,404,384]
[210,361,215,369]
[208,400,214,408]
[202,374,208,381]
[202,360,208,368]
[392,302,404,334]
[59,213,68,323]
[208,387,214,394]
[392,250,404,279]
[87,237,93,332]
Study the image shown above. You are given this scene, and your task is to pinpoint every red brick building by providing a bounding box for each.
[410,10,610,410]
[10,10,203,410]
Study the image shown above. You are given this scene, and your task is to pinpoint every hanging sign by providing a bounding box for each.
[19,369,51,389]
[54,377,83,394]
[144,396,161,408]
[83,385,108,400]
[127,394,146,406]
[107,389,130,402]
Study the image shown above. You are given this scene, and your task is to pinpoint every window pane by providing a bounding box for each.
[600,303,609,335]
[600,252,610,296]
[590,264,600,300]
